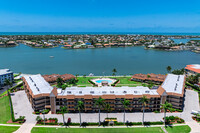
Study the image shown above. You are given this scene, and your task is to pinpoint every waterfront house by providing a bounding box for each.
[131,73,166,84]
[7,41,17,46]
[0,42,5,47]
[87,45,95,48]
[64,45,72,49]
[103,44,110,47]
[170,46,181,50]
[42,74,75,84]
[118,43,126,47]
[147,45,155,48]
[95,43,103,48]
[0,69,14,87]
[73,45,81,49]
[185,64,200,76]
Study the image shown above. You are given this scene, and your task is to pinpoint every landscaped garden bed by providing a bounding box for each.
[192,115,200,122]
[164,116,185,124]
[36,116,58,125]
[33,109,50,115]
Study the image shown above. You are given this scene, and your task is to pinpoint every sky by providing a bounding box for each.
[0,0,200,32]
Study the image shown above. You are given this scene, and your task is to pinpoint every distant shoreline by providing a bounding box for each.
[1,32,200,36]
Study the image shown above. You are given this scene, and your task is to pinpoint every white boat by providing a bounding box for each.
[49,56,54,58]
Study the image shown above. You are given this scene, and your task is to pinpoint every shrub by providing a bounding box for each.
[49,118,58,123]
[35,111,40,114]
[88,79,97,86]
[144,121,163,125]
[105,118,117,120]
[36,116,42,122]
[169,116,175,120]
[42,109,50,114]
[131,122,142,125]
[168,108,176,112]
[179,118,184,123]
[154,111,160,113]
[59,122,63,125]
[176,109,183,112]
[111,79,119,86]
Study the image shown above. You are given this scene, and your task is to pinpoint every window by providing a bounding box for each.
[67,91,71,94]
[102,91,106,94]
[90,91,94,94]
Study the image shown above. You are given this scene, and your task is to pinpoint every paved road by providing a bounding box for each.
[11,90,200,133]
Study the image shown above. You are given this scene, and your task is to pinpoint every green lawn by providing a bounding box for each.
[0,96,11,123]
[165,125,191,133]
[0,126,19,133]
[0,126,20,133]
[77,77,99,86]
[76,76,147,87]
[31,127,164,133]
[114,77,147,87]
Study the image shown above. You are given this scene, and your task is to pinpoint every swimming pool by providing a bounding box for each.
[95,79,113,83]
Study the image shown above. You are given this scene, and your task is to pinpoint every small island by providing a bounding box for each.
[0,34,200,53]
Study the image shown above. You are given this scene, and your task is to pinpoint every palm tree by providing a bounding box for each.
[95,97,105,126]
[139,96,149,125]
[56,77,64,88]
[60,106,68,125]
[104,104,112,118]
[76,101,84,126]
[112,68,117,76]
[41,109,46,125]
[161,101,172,126]
[121,99,130,125]
[166,66,172,73]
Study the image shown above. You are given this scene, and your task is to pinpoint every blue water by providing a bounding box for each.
[0,44,200,75]
[95,80,113,83]
[172,38,200,44]
[0,32,200,35]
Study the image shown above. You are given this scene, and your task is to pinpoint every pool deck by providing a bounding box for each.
[91,78,117,87]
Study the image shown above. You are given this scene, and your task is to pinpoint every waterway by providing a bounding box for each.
[0,44,200,75]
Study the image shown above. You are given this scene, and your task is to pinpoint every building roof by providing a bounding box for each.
[58,86,159,96]
[23,73,185,98]
[0,69,13,75]
[131,73,166,82]
[161,74,185,95]
[185,64,200,74]
[43,74,75,83]
[23,74,53,95]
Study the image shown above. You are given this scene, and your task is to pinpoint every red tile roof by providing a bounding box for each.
[185,64,200,74]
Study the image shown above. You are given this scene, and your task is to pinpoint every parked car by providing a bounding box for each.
[191,110,200,115]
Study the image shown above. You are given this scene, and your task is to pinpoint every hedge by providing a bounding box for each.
[186,82,200,91]
[56,121,164,126]
[111,79,119,86]
[88,79,97,86]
